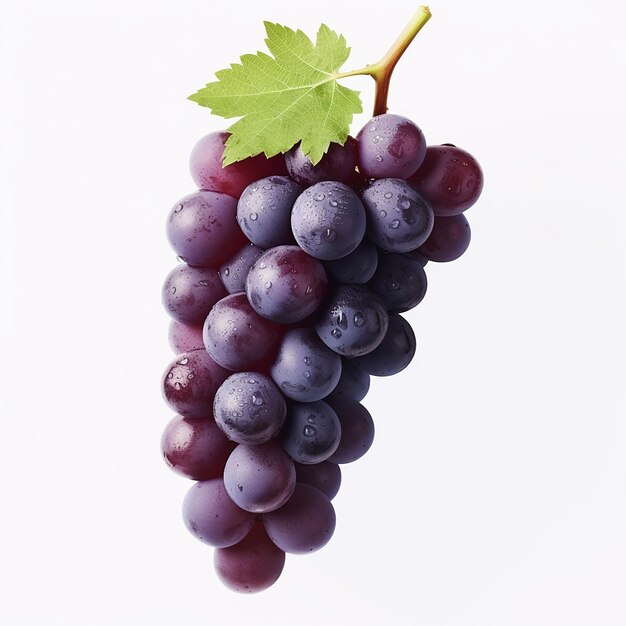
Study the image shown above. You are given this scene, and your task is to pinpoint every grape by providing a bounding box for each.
[325,357,370,404]
[291,181,366,260]
[418,214,471,262]
[214,521,285,593]
[294,461,341,501]
[166,190,246,267]
[161,414,236,480]
[408,144,483,215]
[189,131,287,198]
[213,372,287,445]
[223,441,296,513]
[285,137,357,186]
[219,243,265,295]
[182,478,255,548]
[162,265,226,325]
[162,350,229,416]
[203,293,281,371]
[367,252,427,313]
[263,483,336,554]
[246,246,327,324]
[353,314,416,376]
[360,178,434,252]
[314,285,388,357]
[168,320,204,353]
[326,402,375,464]
[281,400,341,464]
[237,176,302,248]
[270,327,342,402]
[324,238,378,285]
[356,113,426,179]
[406,248,429,267]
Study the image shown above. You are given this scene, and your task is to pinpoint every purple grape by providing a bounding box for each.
[223,441,296,513]
[203,294,282,371]
[168,320,204,353]
[360,178,434,252]
[326,401,375,464]
[237,176,302,248]
[418,214,471,262]
[213,372,287,445]
[270,327,342,402]
[408,145,483,215]
[166,190,246,267]
[263,483,336,554]
[189,131,287,198]
[291,181,366,260]
[162,350,229,416]
[406,248,429,267]
[281,400,341,464]
[182,478,255,547]
[214,521,285,593]
[162,265,226,325]
[161,414,236,480]
[325,357,370,404]
[294,461,341,501]
[323,238,378,285]
[314,285,388,357]
[285,137,357,186]
[353,314,416,376]
[245,246,327,324]
[218,243,265,295]
[367,252,428,313]
[356,114,426,179]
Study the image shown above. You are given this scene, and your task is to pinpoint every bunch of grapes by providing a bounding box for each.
[161,113,483,592]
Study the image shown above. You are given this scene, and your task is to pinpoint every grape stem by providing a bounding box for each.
[335,5,431,116]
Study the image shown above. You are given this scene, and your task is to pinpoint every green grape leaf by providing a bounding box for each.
[188,22,362,166]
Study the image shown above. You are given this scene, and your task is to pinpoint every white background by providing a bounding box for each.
[1,0,625,624]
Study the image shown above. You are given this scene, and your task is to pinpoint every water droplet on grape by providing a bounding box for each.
[372,135,381,144]
[199,280,209,286]
[259,262,266,269]
[250,212,258,221]
[187,373,194,379]
[384,192,393,199]
[303,357,312,365]
[324,228,336,241]
[248,378,257,384]
[171,286,176,294]
[379,210,387,218]
[337,311,348,330]
[174,382,182,390]
[375,154,383,162]
[223,268,230,276]
[251,186,258,192]
[251,392,263,406]
[391,282,400,290]
[313,192,325,201]
[265,281,272,289]
[303,425,317,437]
[369,125,377,132]
[305,285,313,295]
[167,372,174,379]
[331,328,342,339]
[303,370,311,379]
[179,357,189,365]
[329,199,338,207]
[353,312,365,327]
[390,219,400,229]
[174,204,183,213]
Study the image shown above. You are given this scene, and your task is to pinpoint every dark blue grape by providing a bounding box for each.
[219,243,265,294]
[368,252,427,313]
[360,178,434,252]
[314,285,388,357]
[325,357,370,404]
[270,327,342,402]
[282,400,341,464]
[246,246,327,324]
[285,138,356,186]
[213,372,287,445]
[418,214,471,262]
[323,239,378,285]
[353,314,416,376]
[237,176,302,248]
[291,181,366,260]
[294,461,342,501]
[326,401,375,464]
[356,113,427,179]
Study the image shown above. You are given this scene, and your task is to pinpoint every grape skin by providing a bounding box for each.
[167,320,204,353]
[223,441,296,513]
[418,214,471,262]
[162,264,226,326]
[189,131,287,198]
[285,137,357,186]
[294,461,342,501]
[323,238,378,285]
[356,113,426,179]
[182,478,255,548]
[325,357,370,404]
[326,401,375,464]
[166,190,246,267]
[219,243,265,295]
[161,414,236,481]
[214,521,286,593]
